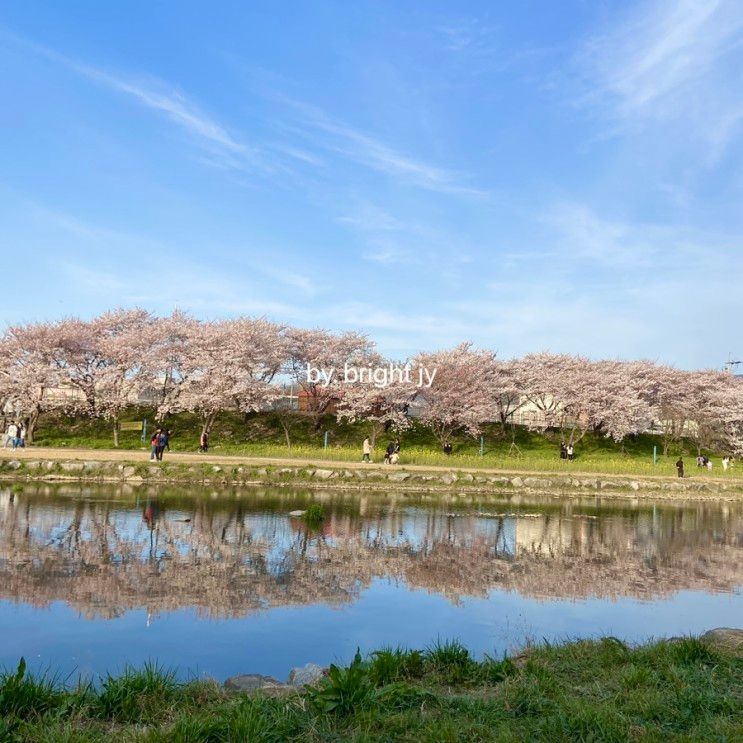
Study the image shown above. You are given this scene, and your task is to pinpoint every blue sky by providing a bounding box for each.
[0,1,740,368]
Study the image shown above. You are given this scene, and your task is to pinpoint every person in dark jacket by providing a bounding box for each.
[156,430,167,461]
[443,441,452,456]
[676,457,684,478]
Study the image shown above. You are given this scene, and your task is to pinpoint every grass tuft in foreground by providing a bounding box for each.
[0,635,740,741]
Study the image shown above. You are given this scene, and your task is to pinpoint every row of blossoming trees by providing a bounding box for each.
[1,309,742,455]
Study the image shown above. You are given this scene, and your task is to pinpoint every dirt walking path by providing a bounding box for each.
[1,445,740,486]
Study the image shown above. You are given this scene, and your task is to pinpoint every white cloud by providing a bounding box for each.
[337,204,405,232]
[276,96,486,196]
[10,33,270,175]
[577,0,743,155]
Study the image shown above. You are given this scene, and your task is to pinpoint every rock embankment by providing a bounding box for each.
[0,457,741,498]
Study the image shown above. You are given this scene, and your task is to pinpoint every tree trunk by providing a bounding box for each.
[279,417,292,449]
[369,421,384,449]
[201,411,218,438]
[27,408,40,444]
[113,419,120,447]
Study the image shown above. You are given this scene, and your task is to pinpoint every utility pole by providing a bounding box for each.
[723,354,741,373]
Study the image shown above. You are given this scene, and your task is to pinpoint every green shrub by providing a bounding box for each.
[306,650,371,716]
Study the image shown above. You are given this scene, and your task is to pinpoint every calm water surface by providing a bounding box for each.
[0,484,740,681]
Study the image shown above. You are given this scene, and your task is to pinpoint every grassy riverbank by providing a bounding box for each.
[27,409,739,479]
[1,635,740,742]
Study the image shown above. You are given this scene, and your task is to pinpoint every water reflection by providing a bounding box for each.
[1,485,740,620]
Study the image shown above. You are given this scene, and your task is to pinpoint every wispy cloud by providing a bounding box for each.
[576,0,743,156]
[8,30,488,194]
[538,201,742,272]
[361,244,413,265]
[337,203,405,232]
[276,97,486,196]
[9,32,264,174]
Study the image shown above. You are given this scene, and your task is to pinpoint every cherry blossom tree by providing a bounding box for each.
[518,355,653,446]
[145,310,200,415]
[649,365,694,455]
[411,343,497,446]
[151,315,287,439]
[43,310,157,445]
[579,360,654,444]
[682,370,743,456]
[491,359,528,428]
[518,352,574,429]
[93,309,158,445]
[48,317,104,414]
[285,328,375,431]
[2,308,742,460]
[335,353,415,447]
[0,322,64,443]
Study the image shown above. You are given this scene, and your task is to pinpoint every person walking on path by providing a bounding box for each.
[676,457,684,478]
[384,440,395,464]
[11,423,22,449]
[156,429,167,461]
[150,430,160,460]
[5,422,17,448]
[362,437,371,463]
[199,431,209,453]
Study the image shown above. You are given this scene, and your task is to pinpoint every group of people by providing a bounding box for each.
[696,455,713,470]
[149,428,171,461]
[676,455,736,477]
[361,437,401,464]
[696,455,736,471]
[559,442,575,461]
[148,428,209,458]
[3,422,26,449]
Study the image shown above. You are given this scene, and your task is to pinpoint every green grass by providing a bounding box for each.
[1,635,740,741]
[29,408,743,479]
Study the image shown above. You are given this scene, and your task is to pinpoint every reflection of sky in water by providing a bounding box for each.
[2,585,740,683]
[0,486,740,681]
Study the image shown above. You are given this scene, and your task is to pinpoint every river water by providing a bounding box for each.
[0,484,740,682]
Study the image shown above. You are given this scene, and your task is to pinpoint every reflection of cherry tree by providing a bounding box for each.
[0,488,740,620]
